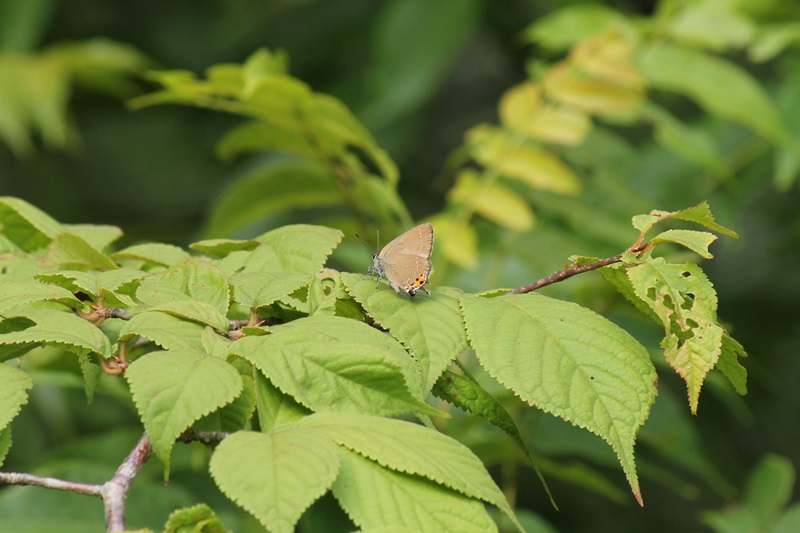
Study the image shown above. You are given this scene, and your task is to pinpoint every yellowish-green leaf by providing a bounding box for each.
[427,216,478,270]
[449,170,535,232]
[499,82,591,145]
[467,125,580,194]
[627,259,723,413]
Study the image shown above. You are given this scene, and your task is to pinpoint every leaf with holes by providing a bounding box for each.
[460,293,656,505]
[627,258,723,413]
[126,349,242,478]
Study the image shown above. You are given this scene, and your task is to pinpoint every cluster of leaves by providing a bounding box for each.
[122,2,799,290]
[1,194,743,531]
[0,36,150,156]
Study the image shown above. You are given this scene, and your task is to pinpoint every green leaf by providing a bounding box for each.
[343,273,466,393]
[432,370,527,456]
[650,229,718,258]
[307,269,356,317]
[0,308,113,357]
[230,271,310,310]
[523,5,626,49]
[209,429,340,533]
[189,239,260,258]
[253,368,309,431]
[332,448,498,532]
[632,202,738,239]
[111,242,192,266]
[61,223,123,251]
[298,412,523,531]
[642,103,730,177]
[76,351,102,404]
[716,333,747,395]
[118,311,207,352]
[164,503,232,533]
[704,454,795,533]
[627,259,723,413]
[146,300,230,332]
[126,349,243,478]
[0,196,62,251]
[45,233,118,271]
[657,202,739,238]
[219,224,342,279]
[254,224,343,276]
[229,315,442,417]
[36,269,145,304]
[0,363,32,431]
[0,427,10,468]
[137,259,230,316]
[743,454,794,525]
[215,120,315,161]
[202,161,340,238]
[459,293,657,505]
[360,0,480,133]
[0,280,81,314]
[196,368,255,433]
[638,43,791,145]
[666,0,754,51]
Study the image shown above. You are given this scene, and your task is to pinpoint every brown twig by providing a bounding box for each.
[506,245,649,295]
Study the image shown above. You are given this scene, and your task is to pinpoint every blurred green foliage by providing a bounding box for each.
[2,0,800,532]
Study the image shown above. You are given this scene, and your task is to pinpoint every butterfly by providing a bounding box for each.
[367,223,434,296]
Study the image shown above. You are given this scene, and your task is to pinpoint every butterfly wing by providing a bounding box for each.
[377,223,434,293]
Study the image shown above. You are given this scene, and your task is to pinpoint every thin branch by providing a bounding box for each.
[506,253,625,295]
[0,471,103,496]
